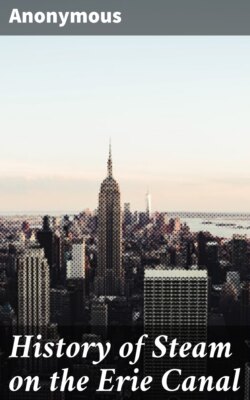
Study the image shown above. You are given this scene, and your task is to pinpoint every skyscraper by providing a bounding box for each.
[67,239,85,280]
[17,243,50,334]
[231,234,247,278]
[95,144,124,296]
[123,202,132,226]
[66,239,86,324]
[144,267,208,398]
[144,267,208,329]
[206,241,220,283]
[145,190,152,224]
[145,190,152,215]
[241,282,250,326]
[37,215,61,286]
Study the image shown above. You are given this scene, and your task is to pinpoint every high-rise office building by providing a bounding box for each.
[144,267,208,328]
[241,281,250,326]
[17,244,50,334]
[198,231,208,267]
[231,234,247,278]
[144,267,208,398]
[227,271,241,297]
[67,239,85,280]
[95,144,124,296]
[66,239,86,324]
[145,190,152,219]
[16,243,59,376]
[37,216,61,286]
[123,202,132,225]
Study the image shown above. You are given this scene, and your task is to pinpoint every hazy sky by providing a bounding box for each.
[0,37,250,213]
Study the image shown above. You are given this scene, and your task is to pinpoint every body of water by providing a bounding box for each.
[181,216,250,239]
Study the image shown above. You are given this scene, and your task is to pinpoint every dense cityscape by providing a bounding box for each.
[0,146,249,399]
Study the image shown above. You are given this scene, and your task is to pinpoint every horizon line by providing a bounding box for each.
[1,210,250,217]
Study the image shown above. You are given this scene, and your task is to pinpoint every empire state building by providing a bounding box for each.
[95,144,124,296]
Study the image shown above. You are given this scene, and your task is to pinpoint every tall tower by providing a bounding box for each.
[144,267,208,398]
[17,244,50,335]
[231,234,247,279]
[145,189,152,220]
[36,215,61,286]
[95,143,124,296]
[241,281,250,325]
[67,239,85,280]
[144,267,208,333]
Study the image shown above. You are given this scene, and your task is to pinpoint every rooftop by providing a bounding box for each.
[144,268,207,279]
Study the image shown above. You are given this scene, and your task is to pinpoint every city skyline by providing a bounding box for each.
[1,37,250,212]
[0,34,249,400]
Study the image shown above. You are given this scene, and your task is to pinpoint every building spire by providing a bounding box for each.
[107,139,113,177]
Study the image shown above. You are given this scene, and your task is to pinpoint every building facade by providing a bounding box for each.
[95,145,124,296]
[144,267,208,399]
[17,244,50,334]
